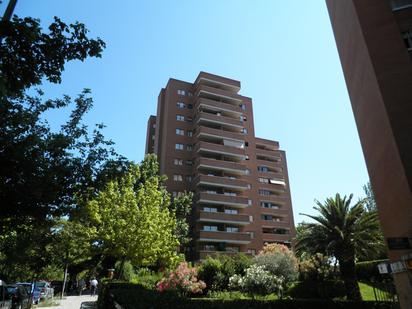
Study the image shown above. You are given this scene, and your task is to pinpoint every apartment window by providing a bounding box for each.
[245,142,249,147]
[204,244,215,251]
[261,202,280,209]
[185,160,193,166]
[206,190,217,194]
[186,116,193,123]
[177,89,186,96]
[152,124,156,129]
[204,207,218,213]
[224,192,237,196]
[172,191,178,197]
[188,92,193,97]
[187,130,193,137]
[245,155,249,161]
[186,175,192,182]
[176,114,185,121]
[186,144,193,151]
[174,159,183,165]
[259,189,271,196]
[203,225,218,232]
[176,128,184,136]
[187,104,193,109]
[173,174,183,182]
[226,246,240,253]
[242,128,248,134]
[245,169,251,175]
[226,227,239,233]
[248,199,252,205]
[175,143,184,150]
[240,104,246,110]
[249,215,253,222]
[247,249,256,255]
[258,177,269,184]
[261,214,273,221]
[224,209,238,214]
[177,102,186,109]
[258,166,269,172]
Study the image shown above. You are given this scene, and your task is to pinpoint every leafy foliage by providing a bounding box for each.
[156,262,206,296]
[253,244,298,286]
[197,254,252,292]
[298,253,336,282]
[296,194,384,300]
[87,160,181,268]
[229,264,283,297]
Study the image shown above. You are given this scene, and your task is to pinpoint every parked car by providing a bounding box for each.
[34,282,53,301]
[0,280,12,309]
[6,285,30,309]
[15,283,39,305]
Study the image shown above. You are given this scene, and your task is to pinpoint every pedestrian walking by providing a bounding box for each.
[90,278,98,297]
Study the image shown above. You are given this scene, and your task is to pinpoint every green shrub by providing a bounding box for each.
[298,253,336,281]
[286,280,346,299]
[198,253,252,292]
[229,264,283,297]
[132,268,162,289]
[356,260,389,282]
[253,247,298,285]
[98,282,395,309]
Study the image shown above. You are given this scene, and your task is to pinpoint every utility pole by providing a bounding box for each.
[2,0,17,21]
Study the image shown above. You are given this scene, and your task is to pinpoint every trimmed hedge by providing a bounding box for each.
[98,282,395,309]
[286,280,346,299]
[356,260,389,282]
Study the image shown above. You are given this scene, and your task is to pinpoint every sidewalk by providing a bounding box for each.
[45,295,97,309]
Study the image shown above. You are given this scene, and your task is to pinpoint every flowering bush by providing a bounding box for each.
[298,253,335,281]
[253,243,298,285]
[156,261,206,296]
[229,264,283,296]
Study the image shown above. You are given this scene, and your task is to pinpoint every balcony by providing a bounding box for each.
[195,141,246,160]
[197,210,250,225]
[198,251,250,260]
[195,111,243,129]
[197,192,249,208]
[195,84,243,105]
[197,230,251,244]
[196,125,244,142]
[256,148,282,161]
[196,97,243,115]
[260,220,291,228]
[194,175,248,190]
[195,72,241,93]
[257,159,283,168]
[196,157,247,175]
[259,195,290,204]
[261,233,292,243]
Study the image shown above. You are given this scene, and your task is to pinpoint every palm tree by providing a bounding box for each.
[296,193,384,301]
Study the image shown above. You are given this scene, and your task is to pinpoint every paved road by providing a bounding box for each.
[45,295,97,309]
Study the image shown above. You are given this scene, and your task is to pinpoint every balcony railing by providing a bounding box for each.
[195,141,246,159]
[197,230,251,244]
[261,233,292,242]
[256,148,282,161]
[198,250,251,260]
[196,125,244,142]
[197,192,249,208]
[194,175,248,190]
[197,210,250,225]
[195,111,243,128]
[196,157,247,175]
[195,84,243,105]
[195,97,243,114]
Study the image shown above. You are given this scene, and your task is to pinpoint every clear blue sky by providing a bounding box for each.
[7,0,370,224]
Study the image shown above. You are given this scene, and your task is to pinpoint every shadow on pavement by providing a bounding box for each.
[80,301,96,309]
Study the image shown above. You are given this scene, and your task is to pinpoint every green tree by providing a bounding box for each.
[87,161,181,275]
[296,194,384,301]
[169,192,193,246]
[51,219,96,296]
[363,182,377,212]
[0,15,128,281]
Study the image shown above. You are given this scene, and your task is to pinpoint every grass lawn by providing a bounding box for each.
[359,282,392,301]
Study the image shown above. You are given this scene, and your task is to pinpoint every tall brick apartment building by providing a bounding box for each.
[145,72,295,260]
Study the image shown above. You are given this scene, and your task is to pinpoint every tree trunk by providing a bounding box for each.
[61,263,69,299]
[338,257,362,301]
[116,256,127,280]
